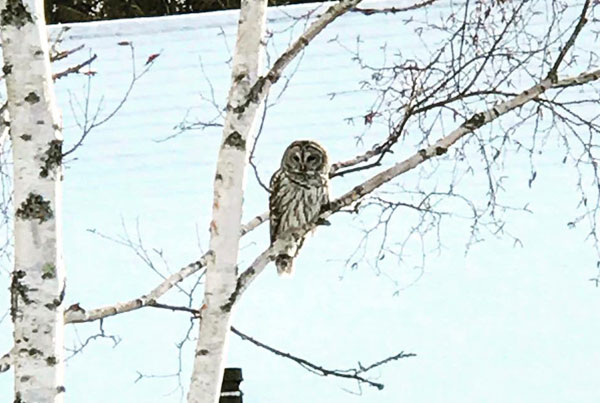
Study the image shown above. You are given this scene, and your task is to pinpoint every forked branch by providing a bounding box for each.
[242,0,363,111]
[64,253,211,324]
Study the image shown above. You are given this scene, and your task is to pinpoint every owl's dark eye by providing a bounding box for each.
[306,155,317,163]
[292,154,300,162]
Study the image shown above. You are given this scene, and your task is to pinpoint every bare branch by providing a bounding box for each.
[547,0,591,81]
[161,120,223,143]
[66,319,121,359]
[240,212,269,236]
[147,302,201,317]
[119,301,410,392]
[49,26,72,59]
[62,43,159,157]
[52,54,97,81]
[50,43,84,62]
[554,68,600,88]
[87,221,190,295]
[64,197,278,325]
[330,142,389,177]
[236,67,600,295]
[159,55,225,142]
[235,246,273,297]
[63,2,599,359]
[231,326,415,390]
[248,93,271,193]
[243,0,363,111]
[352,0,438,15]
[64,252,212,324]
[331,71,600,210]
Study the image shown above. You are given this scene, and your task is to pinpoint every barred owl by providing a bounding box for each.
[269,140,330,275]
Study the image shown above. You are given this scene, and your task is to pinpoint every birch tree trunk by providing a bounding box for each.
[187,1,267,402]
[0,0,65,401]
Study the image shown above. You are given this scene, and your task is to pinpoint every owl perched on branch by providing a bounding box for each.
[269,140,330,275]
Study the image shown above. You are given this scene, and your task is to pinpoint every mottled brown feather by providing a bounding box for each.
[269,140,330,274]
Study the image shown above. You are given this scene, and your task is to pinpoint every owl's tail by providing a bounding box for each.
[275,255,294,276]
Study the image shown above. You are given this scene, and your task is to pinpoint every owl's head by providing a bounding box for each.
[281,140,329,175]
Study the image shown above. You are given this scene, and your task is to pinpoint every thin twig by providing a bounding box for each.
[51,43,84,62]
[243,0,364,111]
[547,0,591,80]
[66,319,121,359]
[53,54,97,81]
[62,43,159,157]
[248,93,271,193]
[147,302,201,317]
[231,326,415,390]
[353,0,438,15]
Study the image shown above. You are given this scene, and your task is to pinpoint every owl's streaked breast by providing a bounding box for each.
[269,169,329,243]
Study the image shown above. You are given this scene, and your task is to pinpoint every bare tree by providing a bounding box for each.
[0,0,65,401]
[2,0,600,402]
[185,1,269,400]
[327,0,600,279]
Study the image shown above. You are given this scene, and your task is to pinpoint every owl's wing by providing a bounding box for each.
[320,174,331,212]
[269,169,284,244]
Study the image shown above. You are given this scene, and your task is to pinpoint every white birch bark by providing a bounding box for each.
[0,0,65,401]
[187,1,267,402]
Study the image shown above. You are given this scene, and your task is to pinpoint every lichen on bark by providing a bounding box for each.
[223,131,246,150]
[40,140,62,178]
[10,270,30,321]
[41,263,56,279]
[24,91,40,104]
[15,193,53,223]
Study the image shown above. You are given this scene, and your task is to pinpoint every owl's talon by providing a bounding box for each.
[276,255,294,275]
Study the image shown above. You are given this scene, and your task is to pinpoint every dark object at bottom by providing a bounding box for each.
[220,367,243,403]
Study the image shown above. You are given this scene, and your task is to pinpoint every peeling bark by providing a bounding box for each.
[0,0,65,401]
